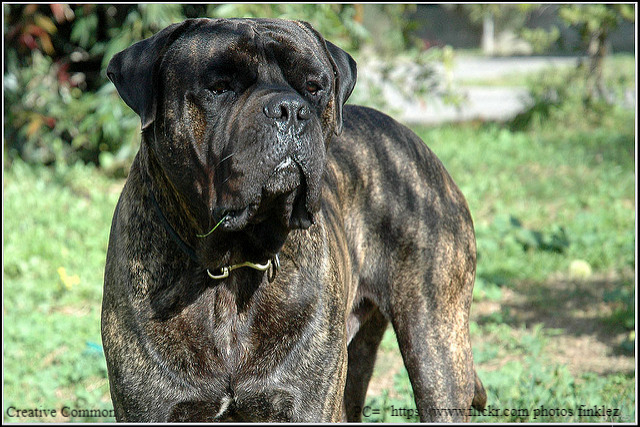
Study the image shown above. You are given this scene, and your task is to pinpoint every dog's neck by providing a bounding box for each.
[138,137,284,276]
[140,139,201,239]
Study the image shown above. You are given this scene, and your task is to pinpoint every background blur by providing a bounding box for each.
[3,4,636,422]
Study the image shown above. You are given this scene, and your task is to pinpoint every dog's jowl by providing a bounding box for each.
[102,18,486,422]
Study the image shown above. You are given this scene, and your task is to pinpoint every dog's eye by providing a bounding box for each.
[208,81,231,95]
[305,81,322,95]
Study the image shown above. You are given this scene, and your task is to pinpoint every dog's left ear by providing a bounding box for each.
[298,20,357,135]
[325,41,357,135]
[106,19,197,129]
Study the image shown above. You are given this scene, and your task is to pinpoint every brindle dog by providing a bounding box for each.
[102,17,486,422]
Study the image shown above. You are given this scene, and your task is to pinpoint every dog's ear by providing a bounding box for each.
[325,41,357,135]
[106,20,195,129]
[295,21,357,135]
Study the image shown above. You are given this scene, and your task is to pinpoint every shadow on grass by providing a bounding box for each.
[476,273,635,363]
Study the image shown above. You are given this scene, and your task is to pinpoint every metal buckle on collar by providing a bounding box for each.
[207,254,280,281]
[268,253,280,283]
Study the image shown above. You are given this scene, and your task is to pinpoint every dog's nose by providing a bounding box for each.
[263,94,311,130]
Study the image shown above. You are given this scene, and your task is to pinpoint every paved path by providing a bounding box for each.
[449,55,582,82]
[369,55,583,125]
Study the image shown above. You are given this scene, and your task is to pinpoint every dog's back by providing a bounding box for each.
[326,105,486,419]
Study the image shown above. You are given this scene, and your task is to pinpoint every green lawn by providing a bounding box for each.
[3,82,635,423]
[4,162,119,422]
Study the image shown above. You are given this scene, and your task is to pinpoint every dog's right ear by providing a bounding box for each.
[106,20,195,129]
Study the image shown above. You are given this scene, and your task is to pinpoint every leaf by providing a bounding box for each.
[50,4,75,24]
[38,32,55,55]
[25,115,43,138]
[70,13,98,48]
[34,14,57,34]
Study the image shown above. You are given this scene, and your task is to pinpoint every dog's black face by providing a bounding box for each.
[107,18,356,261]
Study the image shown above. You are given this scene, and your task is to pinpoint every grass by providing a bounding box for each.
[3,161,120,422]
[3,58,635,422]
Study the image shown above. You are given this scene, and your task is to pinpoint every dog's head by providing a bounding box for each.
[108,18,356,259]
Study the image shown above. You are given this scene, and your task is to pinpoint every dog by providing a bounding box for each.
[102,17,486,422]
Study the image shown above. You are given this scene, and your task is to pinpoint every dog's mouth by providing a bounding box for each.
[216,157,313,232]
[217,204,260,231]
[264,156,303,197]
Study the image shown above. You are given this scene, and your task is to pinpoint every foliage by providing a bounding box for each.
[4,50,139,173]
[518,4,635,103]
[557,4,634,102]
[349,45,464,115]
[3,4,186,172]
[454,4,538,31]
[452,4,543,55]
[519,27,561,54]
[454,3,634,67]
[509,53,635,132]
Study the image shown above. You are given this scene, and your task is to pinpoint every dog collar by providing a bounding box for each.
[207,254,280,281]
[148,184,199,263]
[147,184,280,282]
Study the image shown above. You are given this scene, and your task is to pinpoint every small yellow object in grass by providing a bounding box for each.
[57,267,80,290]
[569,259,592,280]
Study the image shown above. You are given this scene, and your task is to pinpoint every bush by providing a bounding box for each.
[4,50,139,173]
[509,55,635,132]
[3,4,185,172]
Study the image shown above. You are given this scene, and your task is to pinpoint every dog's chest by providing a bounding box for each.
[150,285,260,371]
[147,280,315,375]
[207,286,247,357]
[147,284,317,420]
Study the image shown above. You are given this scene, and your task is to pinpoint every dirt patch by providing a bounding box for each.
[367,345,403,400]
[472,270,635,377]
